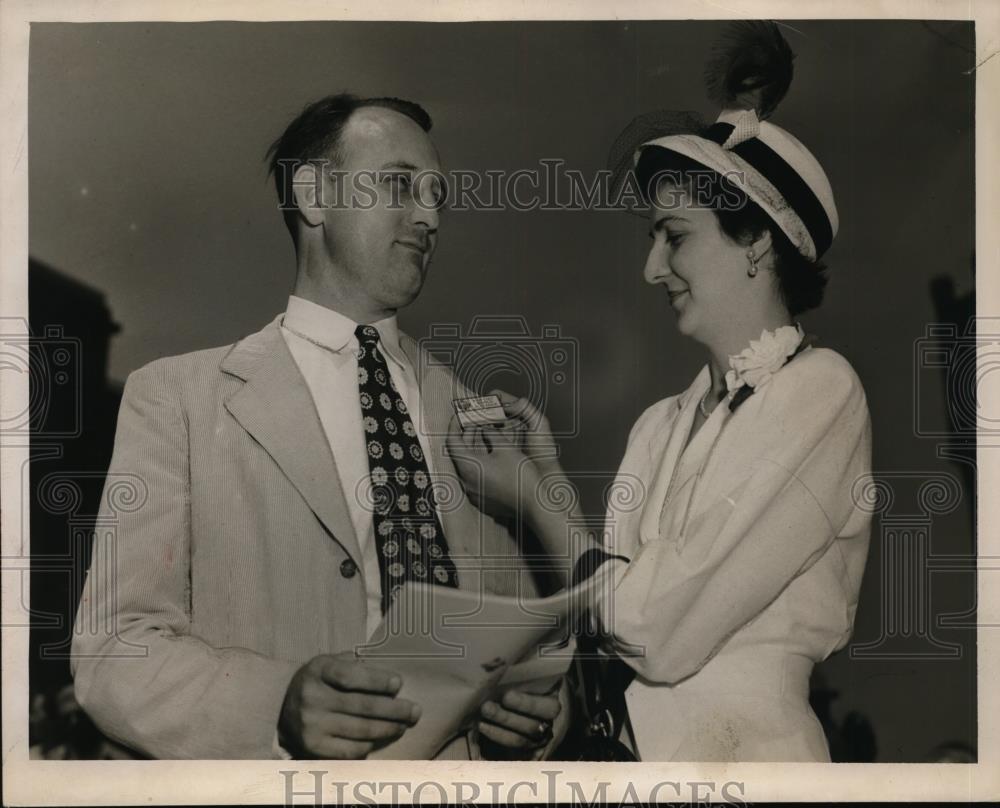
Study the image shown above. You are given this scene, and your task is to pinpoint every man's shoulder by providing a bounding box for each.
[127,317,283,389]
[128,342,236,388]
[122,320,281,410]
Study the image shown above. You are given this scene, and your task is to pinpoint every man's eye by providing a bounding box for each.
[667,233,685,246]
[383,173,412,189]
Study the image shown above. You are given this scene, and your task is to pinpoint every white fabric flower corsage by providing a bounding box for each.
[725,324,806,407]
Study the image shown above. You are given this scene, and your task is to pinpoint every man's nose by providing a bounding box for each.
[410,198,439,232]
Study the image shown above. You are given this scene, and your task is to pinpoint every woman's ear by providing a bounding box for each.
[291,163,326,229]
[749,229,774,267]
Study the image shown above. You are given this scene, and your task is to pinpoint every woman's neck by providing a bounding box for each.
[704,308,794,399]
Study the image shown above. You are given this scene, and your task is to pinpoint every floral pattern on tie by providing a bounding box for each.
[355,324,458,611]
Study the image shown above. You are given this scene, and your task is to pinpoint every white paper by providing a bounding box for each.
[356,574,603,759]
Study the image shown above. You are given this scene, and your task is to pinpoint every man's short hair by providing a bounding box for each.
[265,93,433,244]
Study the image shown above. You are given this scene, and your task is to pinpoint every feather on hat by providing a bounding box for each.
[610,21,838,261]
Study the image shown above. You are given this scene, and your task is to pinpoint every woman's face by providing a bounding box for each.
[643,180,751,344]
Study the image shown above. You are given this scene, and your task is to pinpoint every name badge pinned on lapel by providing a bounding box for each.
[453,394,507,429]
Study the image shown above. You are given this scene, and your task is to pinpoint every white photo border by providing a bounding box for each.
[2,0,998,803]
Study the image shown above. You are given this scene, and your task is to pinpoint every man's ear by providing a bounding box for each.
[291,163,327,229]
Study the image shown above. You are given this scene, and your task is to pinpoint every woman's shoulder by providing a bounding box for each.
[763,346,868,415]
[780,346,862,389]
[627,394,685,444]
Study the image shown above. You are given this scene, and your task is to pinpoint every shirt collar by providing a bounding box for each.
[282,295,407,369]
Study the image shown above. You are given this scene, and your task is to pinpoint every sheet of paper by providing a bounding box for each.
[357,572,604,759]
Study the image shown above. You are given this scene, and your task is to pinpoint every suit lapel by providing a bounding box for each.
[221,318,363,565]
[399,336,479,575]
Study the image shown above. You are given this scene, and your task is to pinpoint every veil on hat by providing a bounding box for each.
[607,21,838,261]
[606,109,708,204]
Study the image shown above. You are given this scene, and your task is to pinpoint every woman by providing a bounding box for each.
[447,23,872,762]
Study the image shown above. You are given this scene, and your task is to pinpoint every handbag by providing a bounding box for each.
[551,547,638,761]
[554,617,638,762]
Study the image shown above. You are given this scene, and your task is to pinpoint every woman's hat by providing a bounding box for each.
[612,22,838,261]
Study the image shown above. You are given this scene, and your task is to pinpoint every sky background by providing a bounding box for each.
[29,19,977,761]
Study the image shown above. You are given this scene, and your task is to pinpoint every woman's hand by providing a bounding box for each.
[445,415,539,519]
[486,390,562,477]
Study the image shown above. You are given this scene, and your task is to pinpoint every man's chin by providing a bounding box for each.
[384,280,425,311]
[388,262,427,306]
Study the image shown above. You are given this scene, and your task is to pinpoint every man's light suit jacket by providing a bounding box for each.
[71,316,541,759]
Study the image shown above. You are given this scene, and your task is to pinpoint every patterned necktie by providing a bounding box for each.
[355,324,459,613]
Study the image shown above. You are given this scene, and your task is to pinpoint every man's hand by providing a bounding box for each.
[477,688,562,755]
[278,652,421,759]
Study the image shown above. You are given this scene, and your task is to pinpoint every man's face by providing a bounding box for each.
[318,106,444,314]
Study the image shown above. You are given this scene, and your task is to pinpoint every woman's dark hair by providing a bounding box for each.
[635,146,828,317]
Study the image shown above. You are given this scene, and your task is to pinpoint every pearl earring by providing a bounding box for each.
[747,249,759,278]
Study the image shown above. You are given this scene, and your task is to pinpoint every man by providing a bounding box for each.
[71,94,564,759]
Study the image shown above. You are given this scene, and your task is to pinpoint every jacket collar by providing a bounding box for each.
[219,316,363,566]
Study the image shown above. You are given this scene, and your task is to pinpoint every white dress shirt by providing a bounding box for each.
[280,295,438,641]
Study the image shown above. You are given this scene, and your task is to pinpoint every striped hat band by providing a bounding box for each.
[702,121,834,259]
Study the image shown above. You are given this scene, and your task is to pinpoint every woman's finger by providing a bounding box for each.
[468,425,492,454]
[487,388,520,408]
[458,421,489,453]
[486,419,523,447]
[487,389,536,424]
[506,395,546,431]
[445,417,473,459]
